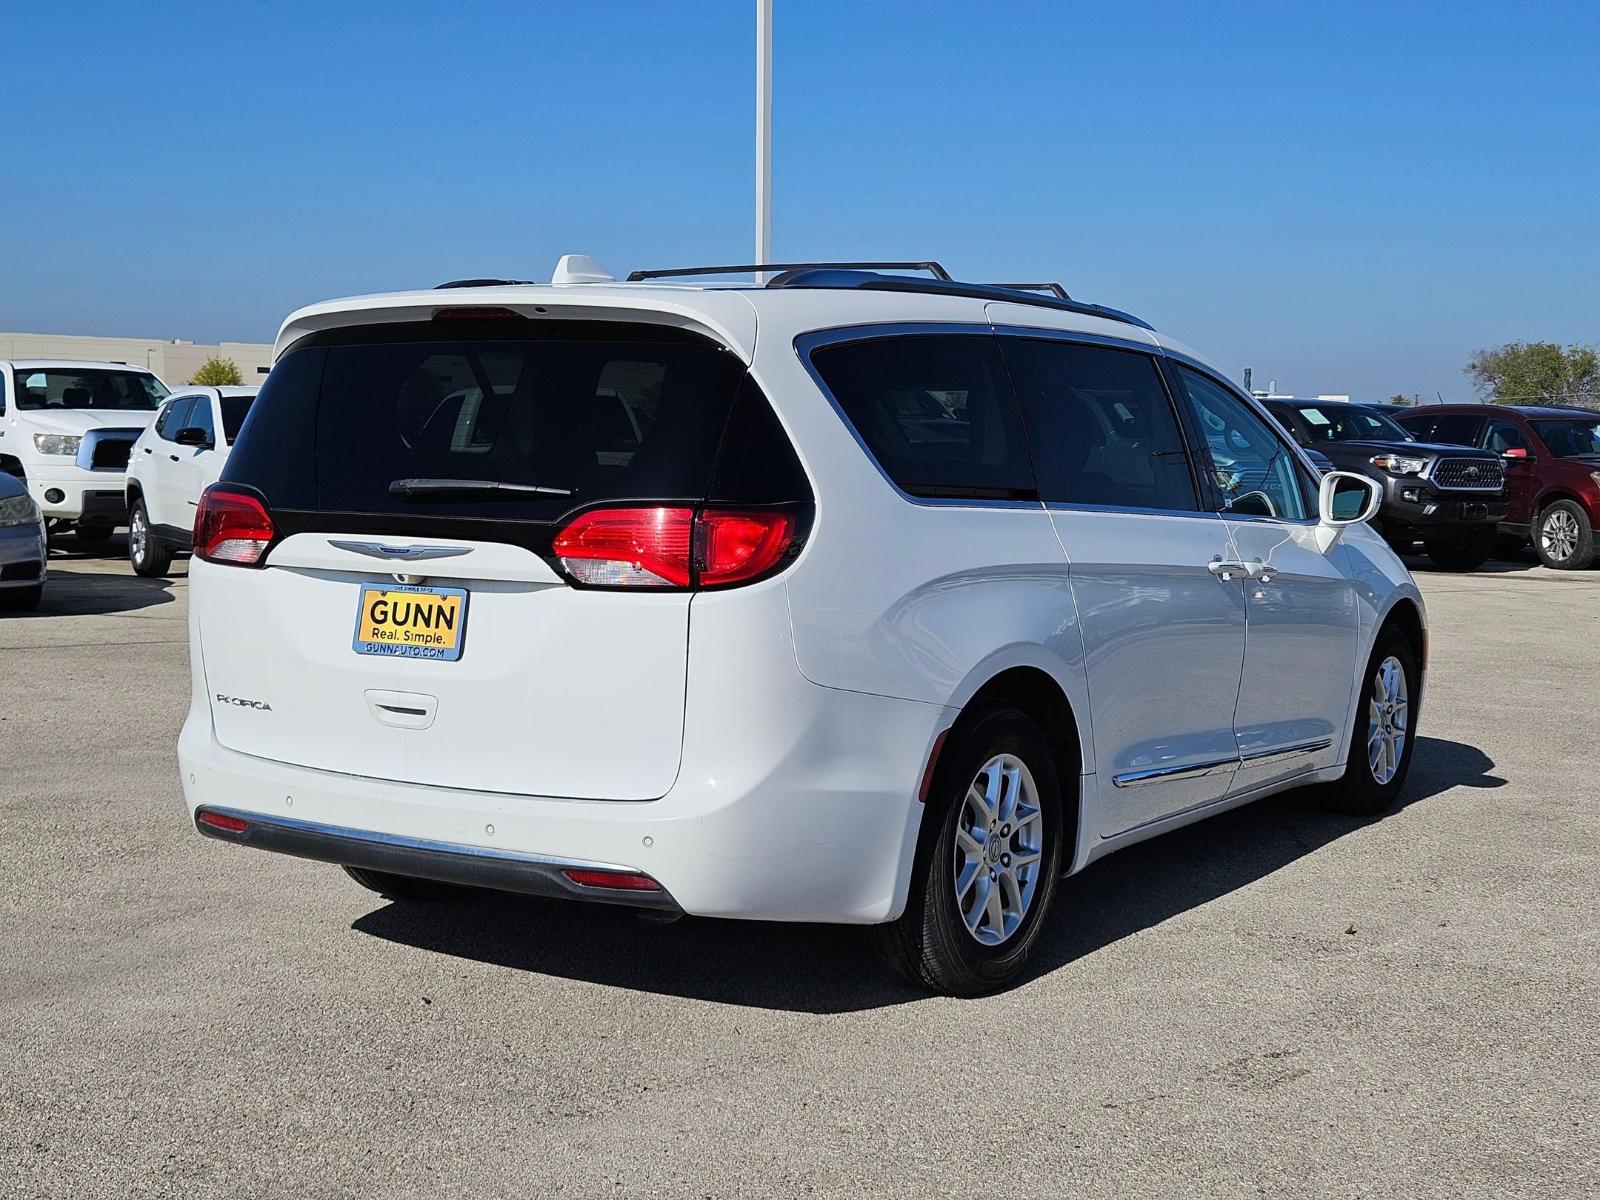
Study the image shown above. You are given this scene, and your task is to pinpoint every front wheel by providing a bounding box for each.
[1424,528,1494,572]
[878,707,1063,996]
[1326,629,1419,817]
[1534,500,1595,570]
[128,500,172,577]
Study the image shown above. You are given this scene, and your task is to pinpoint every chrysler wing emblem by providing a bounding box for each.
[328,540,472,562]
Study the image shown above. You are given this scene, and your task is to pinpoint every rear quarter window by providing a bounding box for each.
[806,333,1035,500]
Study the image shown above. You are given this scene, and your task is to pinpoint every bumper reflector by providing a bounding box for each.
[560,868,663,891]
[197,809,249,833]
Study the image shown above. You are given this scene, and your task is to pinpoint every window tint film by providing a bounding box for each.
[224,321,761,525]
[219,395,255,442]
[155,397,192,441]
[1176,367,1313,520]
[1427,414,1484,446]
[808,334,1035,499]
[1481,419,1528,454]
[187,396,215,441]
[1001,338,1197,510]
[1532,417,1600,458]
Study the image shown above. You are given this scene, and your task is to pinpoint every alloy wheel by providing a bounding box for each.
[1541,509,1579,563]
[1366,655,1409,786]
[130,507,148,564]
[952,753,1044,945]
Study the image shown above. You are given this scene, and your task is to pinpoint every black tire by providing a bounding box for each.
[1326,628,1419,817]
[877,706,1064,996]
[342,865,466,902]
[1424,527,1494,572]
[128,500,172,577]
[0,584,43,613]
[74,524,115,545]
[1533,500,1595,570]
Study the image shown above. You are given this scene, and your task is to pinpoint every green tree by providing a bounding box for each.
[1387,394,1412,406]
[1465,342,1600,406]
[189,356,243,386]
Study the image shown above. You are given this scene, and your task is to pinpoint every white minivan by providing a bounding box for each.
[179,259,1423,994]
[125,386,259,576]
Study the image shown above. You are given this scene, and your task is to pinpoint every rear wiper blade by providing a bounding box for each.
[388,477,575,500]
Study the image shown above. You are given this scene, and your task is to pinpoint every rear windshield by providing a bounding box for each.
[10,368,168,411]
[223,320,754,523]
[220,395,255,442]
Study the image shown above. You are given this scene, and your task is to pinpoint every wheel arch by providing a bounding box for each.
[1534,487,1586,516]
[936,663,1086,878]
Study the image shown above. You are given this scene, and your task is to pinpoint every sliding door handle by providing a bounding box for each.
[1208,558,1248,580]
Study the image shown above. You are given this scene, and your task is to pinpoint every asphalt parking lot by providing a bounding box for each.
[2,539,1596,1199]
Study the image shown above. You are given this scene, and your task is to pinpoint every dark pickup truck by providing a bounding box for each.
[1263,400,1507,571]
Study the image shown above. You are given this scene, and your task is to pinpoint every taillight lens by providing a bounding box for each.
[552,507,694,587]
[695,509,795,586]
[194,485,275,566]
[551,506,797,590]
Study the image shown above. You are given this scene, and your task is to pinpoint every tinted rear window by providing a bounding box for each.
[220,395,254,441]
[807,334,1035,499]
[225,320,752,524]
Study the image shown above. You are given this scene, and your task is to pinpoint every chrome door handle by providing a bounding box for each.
[1208,558,1248,580]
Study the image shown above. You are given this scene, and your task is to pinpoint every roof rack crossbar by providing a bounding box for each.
[626,261,951,282]
[989,282,1072,300]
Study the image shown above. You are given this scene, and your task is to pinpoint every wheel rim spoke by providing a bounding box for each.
[951,752,1045,947]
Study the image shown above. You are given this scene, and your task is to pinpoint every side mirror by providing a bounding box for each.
[174,426,213,449]
[1315,470,1382,554]
[1501,447,1531,461]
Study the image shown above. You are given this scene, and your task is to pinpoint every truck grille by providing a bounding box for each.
[90,438,135,470]
[1431,457,1504,491]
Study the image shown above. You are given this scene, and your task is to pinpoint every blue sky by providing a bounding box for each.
[4,1,1597,400]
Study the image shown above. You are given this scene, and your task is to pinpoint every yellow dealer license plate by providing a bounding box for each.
[352,583,468,661]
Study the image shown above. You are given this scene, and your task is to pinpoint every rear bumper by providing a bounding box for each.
[193,805,681,911]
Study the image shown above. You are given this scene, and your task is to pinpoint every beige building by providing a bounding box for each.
[0,331,274,387]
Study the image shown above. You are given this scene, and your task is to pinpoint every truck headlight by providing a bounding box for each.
[33,433,82,456]
[1370,454,1427,476]
[0,494,41,528]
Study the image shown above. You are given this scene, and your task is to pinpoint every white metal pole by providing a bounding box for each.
[755,0,772,280]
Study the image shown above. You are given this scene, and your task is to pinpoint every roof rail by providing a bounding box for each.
[989,282,1072,300]
[626,261,951,282]
[434,278,537,289]
[766,269,1153,331]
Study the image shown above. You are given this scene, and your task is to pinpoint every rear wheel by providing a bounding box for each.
[128,500,172,577]
[1326,629,1418,816]
[1424,527,1494,572]
[878,706,1063,996]
[1533,500,1595,570]
[342,865,466,902]
[0,584,42,613]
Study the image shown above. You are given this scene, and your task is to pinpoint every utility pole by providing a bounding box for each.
[755,0,772,280]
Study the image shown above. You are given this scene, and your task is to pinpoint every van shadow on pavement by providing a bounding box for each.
[351,736,1502,1013]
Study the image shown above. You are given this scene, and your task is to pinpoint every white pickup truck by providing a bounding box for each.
[0,360,171,543]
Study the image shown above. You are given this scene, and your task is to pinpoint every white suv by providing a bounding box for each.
[125,385,259,576]
[0,360,170,543]
[179,258,1423,994]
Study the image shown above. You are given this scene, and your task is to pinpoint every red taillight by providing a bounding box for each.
[560,868,663,892]
[197,810,249,833]
[550,505,796,590]
[194,485,274,566]
[551,506,694,587]
[695,510,795,587]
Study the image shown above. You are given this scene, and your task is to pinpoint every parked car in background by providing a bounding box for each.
[125,386,259,576]
[1394,404,1600,570]
[179,258,1422,995]
[1262,399,1506,570]
[0,470,47,612]
[0,360,170,544]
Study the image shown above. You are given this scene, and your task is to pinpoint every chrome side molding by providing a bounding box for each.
[1112,737,1333,789]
